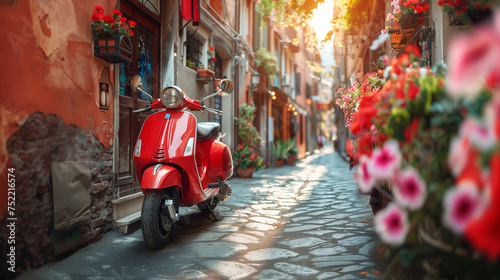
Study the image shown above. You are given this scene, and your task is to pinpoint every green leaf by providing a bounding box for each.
[387,108,411,142]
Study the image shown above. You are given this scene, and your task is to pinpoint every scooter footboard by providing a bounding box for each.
[141,164,182,193]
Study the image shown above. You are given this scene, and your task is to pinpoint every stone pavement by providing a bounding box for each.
[17,146,387,280]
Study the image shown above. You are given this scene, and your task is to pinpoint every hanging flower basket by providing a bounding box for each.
[400,12,420,30]
[389,31,413,52]
[94,35,132,64]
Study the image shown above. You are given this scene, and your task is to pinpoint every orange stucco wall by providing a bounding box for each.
[0,0,117,219]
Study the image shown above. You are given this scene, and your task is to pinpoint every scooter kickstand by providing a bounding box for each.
[203,200,223,222]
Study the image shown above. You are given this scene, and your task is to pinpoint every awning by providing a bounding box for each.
[272,86,308,116]
[288,97,308,116]
[181,0,200,26]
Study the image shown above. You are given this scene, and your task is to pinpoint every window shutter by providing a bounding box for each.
[253,4,261,50]
[295,72,301,95]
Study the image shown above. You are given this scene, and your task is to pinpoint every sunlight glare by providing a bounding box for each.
[309,1,335,42]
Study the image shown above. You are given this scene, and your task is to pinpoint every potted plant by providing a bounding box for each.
[233,144,266,178]
[196,64,214,80]
[235,104,261,146]
[272,139,291,167]
[386,0,429,33]
[91,6,135,63]
[285,138,298,164]
[438,0,493,25]
[234,104,267,177]
[186,59,196,70]
[255,48,278,79]
[345,15,500,277]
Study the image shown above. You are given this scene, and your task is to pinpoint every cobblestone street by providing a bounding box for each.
[18,147,387,280]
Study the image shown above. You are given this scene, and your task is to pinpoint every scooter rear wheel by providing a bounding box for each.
[141,190,175,249]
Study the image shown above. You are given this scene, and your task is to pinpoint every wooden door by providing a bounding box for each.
[118,1,159,197]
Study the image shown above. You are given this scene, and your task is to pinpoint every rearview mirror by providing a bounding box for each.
[130,75,153,102]
[217,79,233,96]
[130,75,143,93]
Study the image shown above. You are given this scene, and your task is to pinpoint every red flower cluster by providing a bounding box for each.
[233,144,266,170]
[438,0,490,16]
[91,6,135,38]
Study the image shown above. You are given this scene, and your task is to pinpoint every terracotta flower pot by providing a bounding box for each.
[196,69,215,79]
[286,153,296,164]
[274,158,284,167]
[237,166,254,178]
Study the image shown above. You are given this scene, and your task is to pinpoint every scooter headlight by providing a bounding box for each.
[160,86,184,108]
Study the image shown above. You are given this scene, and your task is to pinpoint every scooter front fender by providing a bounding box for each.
[140,164,182,194]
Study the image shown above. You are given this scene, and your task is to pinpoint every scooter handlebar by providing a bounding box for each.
[205,108,223,115]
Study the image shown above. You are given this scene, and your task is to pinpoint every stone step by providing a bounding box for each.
[114,211,141,234]
[112,192,144,234]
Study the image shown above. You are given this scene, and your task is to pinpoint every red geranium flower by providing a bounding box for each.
[91,12,104,22]
[103,14,116,24]
[120,17,128,22]
[93,5,104,12]
[212,57,217,62]
[128,20,137,27]
[465,153,500,261]
[112,10,122,16]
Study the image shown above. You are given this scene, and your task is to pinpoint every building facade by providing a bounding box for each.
[0,0,326,272]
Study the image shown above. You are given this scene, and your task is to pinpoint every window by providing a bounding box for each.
[185,28,205,68]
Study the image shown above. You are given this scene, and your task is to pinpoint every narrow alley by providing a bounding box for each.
[18,147,386,280]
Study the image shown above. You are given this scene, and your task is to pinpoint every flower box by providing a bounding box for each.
[400,12,420,30]
[389,31,412,52]
[94,35,132,64]
[196,69,215,83]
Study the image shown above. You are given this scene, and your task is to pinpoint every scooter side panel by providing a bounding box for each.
[197,139,233,186]
[134,111,205,205]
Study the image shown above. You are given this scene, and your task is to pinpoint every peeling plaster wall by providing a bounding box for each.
[1,112,114,274]
[0,0,118,272]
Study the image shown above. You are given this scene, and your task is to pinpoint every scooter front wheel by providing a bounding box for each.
[141,190,175,249]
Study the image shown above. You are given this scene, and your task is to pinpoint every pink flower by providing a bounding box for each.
[393,5,401,14]
[448,135,470,177]
[447,25,500,97]
[443,183,485,235]
[375,203,409,245]
[367,140,402,180]
[386,13,394,21]
[356,155,375,193]
[393,167,427,210]
[460,118,497,151]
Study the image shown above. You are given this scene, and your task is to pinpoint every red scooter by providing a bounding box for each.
[130,76,234,249]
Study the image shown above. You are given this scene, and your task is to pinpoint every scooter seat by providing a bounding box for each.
[197,122,220,140]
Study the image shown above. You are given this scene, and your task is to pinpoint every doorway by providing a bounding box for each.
[117,1,160,197]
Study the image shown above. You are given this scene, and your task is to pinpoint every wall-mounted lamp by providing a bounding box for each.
[251,71,261,93]
[270,90,276,100]
[99,83,110,110]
